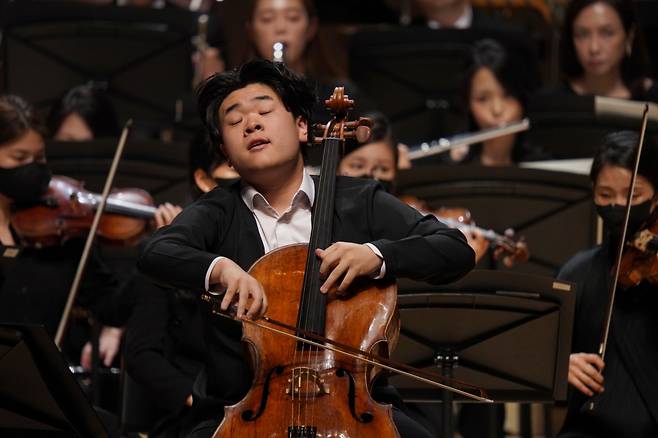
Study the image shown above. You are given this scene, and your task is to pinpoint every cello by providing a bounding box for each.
[204,88,488,437]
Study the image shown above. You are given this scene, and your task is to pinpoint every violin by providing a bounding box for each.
[400,195,530,266]
[618,214,658,288]
[11,175,157,248]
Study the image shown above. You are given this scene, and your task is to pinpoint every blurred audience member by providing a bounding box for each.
[451,39,545,165]
[560,0,656,100]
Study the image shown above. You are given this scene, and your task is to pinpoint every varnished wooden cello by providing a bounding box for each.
[202,89,489,437]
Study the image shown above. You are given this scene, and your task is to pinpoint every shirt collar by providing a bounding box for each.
[240,167,315,213]
[427,5,473,29]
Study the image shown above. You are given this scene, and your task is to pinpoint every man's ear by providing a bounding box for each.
[193,169,218,193]
[297,116,308,143]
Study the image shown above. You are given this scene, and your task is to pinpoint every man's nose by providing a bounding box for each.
[245,116,263,134]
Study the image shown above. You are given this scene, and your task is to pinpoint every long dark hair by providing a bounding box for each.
[238,0,343,81]
[590,131,658,190]
[560,0,652,95]
[0,95,47,147]
[462,39,536,163]
[47,83,119,139]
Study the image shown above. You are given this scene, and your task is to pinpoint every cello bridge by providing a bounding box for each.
[285,367,330,397]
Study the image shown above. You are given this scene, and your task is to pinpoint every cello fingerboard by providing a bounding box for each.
[297,136,341,336]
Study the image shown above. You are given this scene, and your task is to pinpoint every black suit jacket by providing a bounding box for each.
[138,176,475,407]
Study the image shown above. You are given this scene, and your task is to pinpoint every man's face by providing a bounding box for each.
[218,83,306,177]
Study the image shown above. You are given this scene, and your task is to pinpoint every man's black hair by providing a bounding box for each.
[196,59,316,151]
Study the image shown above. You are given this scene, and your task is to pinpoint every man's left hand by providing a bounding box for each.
[316,242,383,295]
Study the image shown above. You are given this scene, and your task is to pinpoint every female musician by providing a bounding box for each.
[451,39,544,165]
[557,131,658,437]
[559,0,657,101]
[138,59,475,437]
[0,94,122,361]
[48,83,120,141]
[46,83,184,370]
[239,0,376,124]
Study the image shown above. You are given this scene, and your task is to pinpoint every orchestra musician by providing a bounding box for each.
[557,131,658,437]
[450,39,546,165]
[239,0,376,124]
[558,0,657,101]
[0,94,122,363]
[137,59,475,437]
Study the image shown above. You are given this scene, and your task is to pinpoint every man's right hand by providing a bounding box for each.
[210,258,268,320]
[568,352,605,396]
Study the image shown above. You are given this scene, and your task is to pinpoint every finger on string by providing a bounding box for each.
[321,261,347,293]
[318,249,340,278]
[337,269,357,294]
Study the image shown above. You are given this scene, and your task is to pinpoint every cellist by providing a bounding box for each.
[137,59,475,437]
[557,131,658,437]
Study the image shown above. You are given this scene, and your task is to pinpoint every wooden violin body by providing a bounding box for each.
[215,244,400,437]
[11,175,156,247]
[619,221,658,288]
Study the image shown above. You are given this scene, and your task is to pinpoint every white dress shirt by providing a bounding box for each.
[204,169,385,291]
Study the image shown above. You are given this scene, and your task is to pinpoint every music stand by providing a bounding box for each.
[349,26,541,145]
[527,92,658,159]
[0,1,205,124]
[0,324,109,437]
[396,165,598,277]
[391,270,575,438]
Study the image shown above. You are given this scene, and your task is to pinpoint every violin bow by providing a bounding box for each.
[585,104,650,411]
[54,120,133,348]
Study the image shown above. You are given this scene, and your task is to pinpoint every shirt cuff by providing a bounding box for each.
[364,243,386,279]
[204,256,225,292]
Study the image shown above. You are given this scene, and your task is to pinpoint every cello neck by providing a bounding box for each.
[298,136,341,335]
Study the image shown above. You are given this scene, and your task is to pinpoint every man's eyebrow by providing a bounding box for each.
[223,95,274,117]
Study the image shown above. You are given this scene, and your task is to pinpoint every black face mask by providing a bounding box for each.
[596,200,654,244]
[0,162,51,204]
[213,177,241,189]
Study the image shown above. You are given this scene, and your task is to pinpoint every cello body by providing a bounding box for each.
[214,244,400,437]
